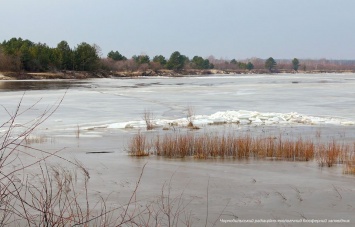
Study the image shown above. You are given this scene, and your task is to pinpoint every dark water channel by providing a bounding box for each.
[0,80,89,92]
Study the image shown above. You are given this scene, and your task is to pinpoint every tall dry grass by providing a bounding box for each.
[316,140,349,167]
[130,132,317,161]
[128,131,354,170]
[343,143,355,174]
[128,130,150,156]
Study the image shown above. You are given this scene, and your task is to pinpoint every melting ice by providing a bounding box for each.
[98,110,354,130]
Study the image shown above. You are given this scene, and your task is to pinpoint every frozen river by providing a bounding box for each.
[1,73,355,134]
[1,73,355,226]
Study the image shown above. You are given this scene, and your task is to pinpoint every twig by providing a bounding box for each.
[205,176,210,227]
[332,184,342,199]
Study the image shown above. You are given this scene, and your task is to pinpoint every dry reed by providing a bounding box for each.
[186,106,195,128]
[128,131,354,168]
[343,143,355,174]
[128,131,150,156]
[316,140,348,167]
[143,109,154,130]
[25,135,48,144]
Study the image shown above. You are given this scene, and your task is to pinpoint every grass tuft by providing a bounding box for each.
[143,109,155,130]
[128,131,150,156]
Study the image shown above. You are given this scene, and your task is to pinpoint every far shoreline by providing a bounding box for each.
[1,69,355,80]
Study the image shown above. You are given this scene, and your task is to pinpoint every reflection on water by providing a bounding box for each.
[0,80,89,91]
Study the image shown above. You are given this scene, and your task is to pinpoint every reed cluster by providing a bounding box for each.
[25,135,48,144]
[344,157,355,174]
[128,131,150,156]
[316,140,349,167]
[128,132,354,169]
[343,143,355,174]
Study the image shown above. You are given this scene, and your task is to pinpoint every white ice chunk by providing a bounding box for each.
[107,122,129,129]
[341,121,355,125]
[239,119,251,125]
[107,120,146,129]
[100,110,354,130]
[252,118,263,125]
[194,119,214,125]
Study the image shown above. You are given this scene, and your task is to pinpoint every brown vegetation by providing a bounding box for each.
[343,143,355,174]
[186,106,200,130]
[128,131,150,156]
[316,140,349,167]
[150,132,318,160]
[143,109,155,130]
[128,131,355,172]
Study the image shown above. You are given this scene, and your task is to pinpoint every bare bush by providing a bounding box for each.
[0,94,68,225]
[0,95,119,226]
[0,95,231,226]
[186,106,195,128]
[143,109,155,130]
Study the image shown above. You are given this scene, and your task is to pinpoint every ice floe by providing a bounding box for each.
[92,110,355,130]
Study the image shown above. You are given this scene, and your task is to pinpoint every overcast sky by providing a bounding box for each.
[1,0,354,60]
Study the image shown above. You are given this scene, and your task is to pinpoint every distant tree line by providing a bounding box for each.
[0,38,215,73]
[1,37,355,74]
[104,51,214,72]
[207,57,355,73]
[0,38,101,72]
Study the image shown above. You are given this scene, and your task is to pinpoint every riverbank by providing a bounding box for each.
[1,68,355,80]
